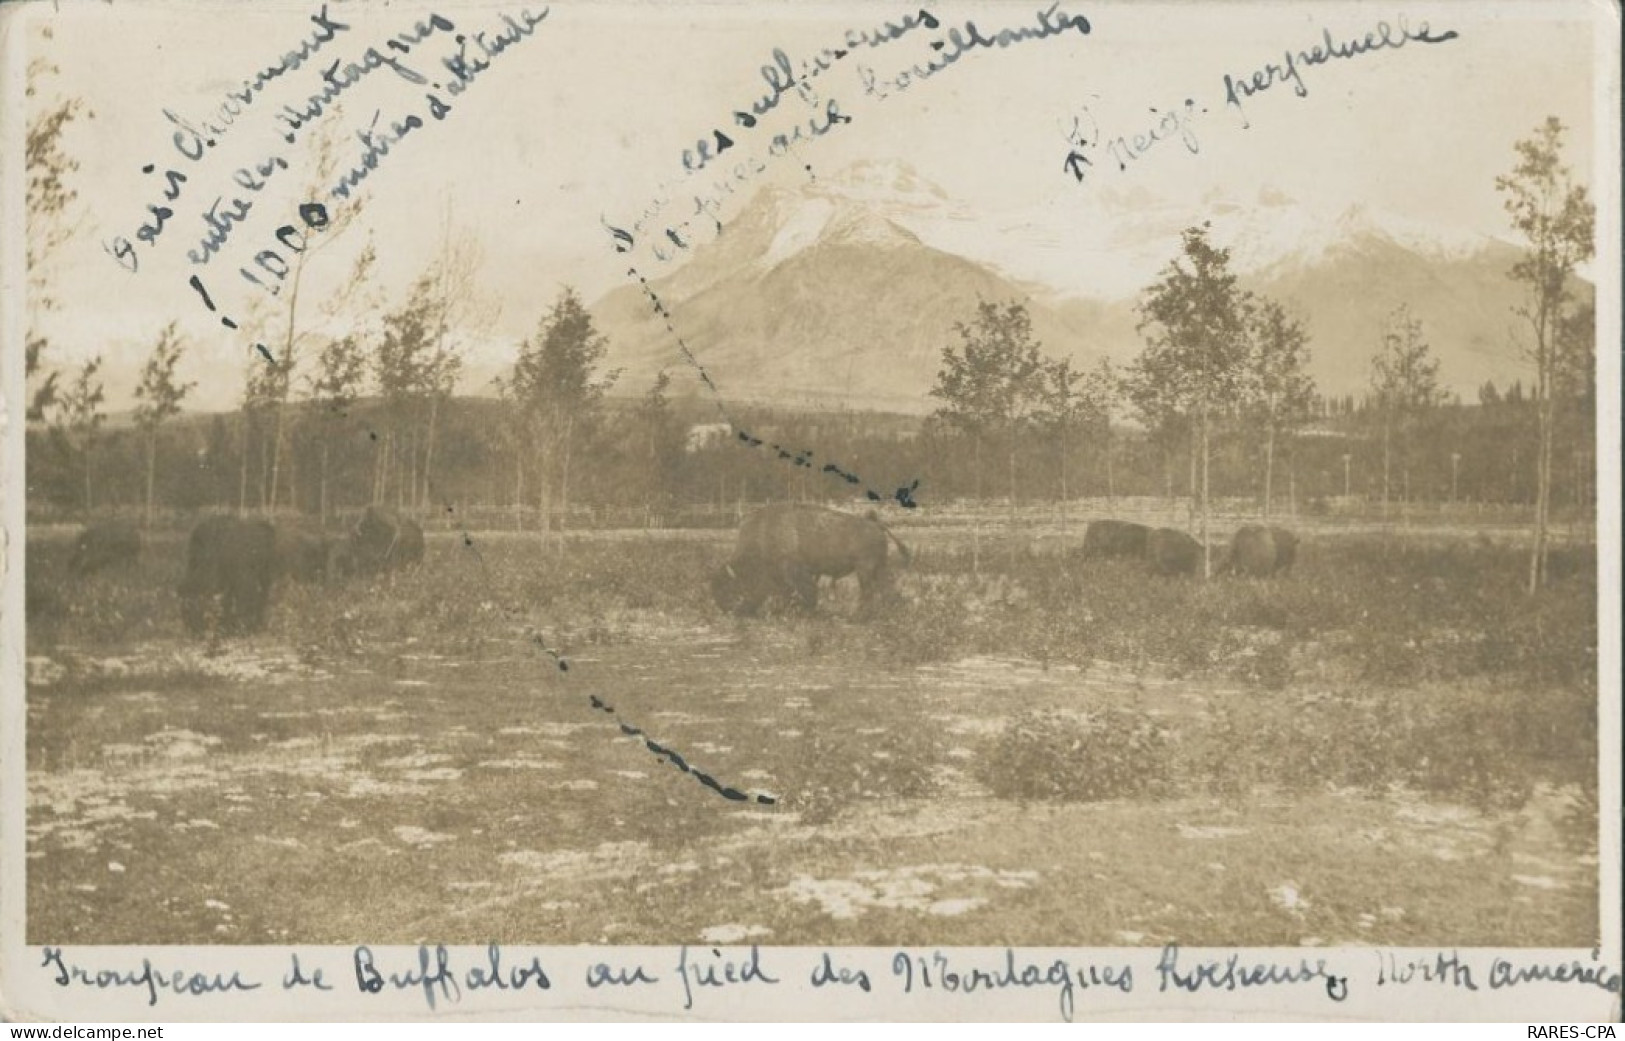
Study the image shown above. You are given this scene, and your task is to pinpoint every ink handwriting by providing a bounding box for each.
[1223,15,1460,128]
[1064,100,1204,185]
[675,945,780,1012]
[1156,944,1349,1003]
[37,946,1623,1018]
[891,948,1132,1023]
[40,947,263,1008]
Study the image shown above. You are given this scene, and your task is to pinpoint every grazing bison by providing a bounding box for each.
[712,504,911,616]
[325,538,357,581]
[1080,519,1151,560]
[1222,525,1299,577]
[69,520,142,576]
[348,506,425,576]
[178,516,277,635]
[273,525,331,584]
[1146,527,1202,576]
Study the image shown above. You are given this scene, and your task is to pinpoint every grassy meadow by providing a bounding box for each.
[23,506,1601,946]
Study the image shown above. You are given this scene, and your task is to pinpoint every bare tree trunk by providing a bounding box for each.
[1529,375,1554,593]
[319,439,330,530]
[1402,465,1411,533]
[1187,424,1198,532]
[268,400,286,512]
[238,415,250,515]
[144,429,156,528]
[971,434,982,576]
[541,462,554,551]
[372,432,383,506]
[422,396,441,511]
[1262,424,1275,519]
[266,252,308,517]
[381,431,394,507]
[258,426,271,511]
[402,428,415,512]
[1381,416,1392,520]
[287,417,299,514]
[1200,409,1212,580]
[1007,421,1018,570]
[558,417,575,554]
[1104,426,1115,506]
[1057,422,1068,547]
[513,443,526,532]
[369,431,381,506]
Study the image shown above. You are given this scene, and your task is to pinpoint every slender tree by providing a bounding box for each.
[307,331,369,526]
[931,300,1049,570]
[57,356,106,515]
[1134,225,1253,577]
[1039,356,1113,540]
[632,370,685,524]
[416,214,488,511]
[1040,357,1084,542]
[243,129,367,513]
[505,287,620,548]
[1495,117,1596,592]
[492,373,529,530]
[374,275,441,507]
[132,323,195,527]
[24,52,89,425]
[1368,304,1444,520]
[1085,359,1121,505]
[1120,350,1189,507]
[1246,299,1316,518]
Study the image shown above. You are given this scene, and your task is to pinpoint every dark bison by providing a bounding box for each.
[178,516,277,635]
[325,538,357,581]
[348,506,425,576]
[69,520,142,576]
[1079,519,1150,560]
[1223,525,1299,577]
[1146,527,1202,576]
[273,525,331,584]
[712,504,911,616]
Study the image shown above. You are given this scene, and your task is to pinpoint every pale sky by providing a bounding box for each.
[9,0,1611,411]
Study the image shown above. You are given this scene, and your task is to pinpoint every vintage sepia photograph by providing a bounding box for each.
[2,0,1619,1021]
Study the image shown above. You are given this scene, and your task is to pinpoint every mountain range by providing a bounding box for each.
[591,159,1563,414]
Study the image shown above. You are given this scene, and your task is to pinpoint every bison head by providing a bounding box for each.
[710,564,747,615]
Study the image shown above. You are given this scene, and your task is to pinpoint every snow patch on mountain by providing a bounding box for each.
[733,164,1505,301]
[760,196,838,270]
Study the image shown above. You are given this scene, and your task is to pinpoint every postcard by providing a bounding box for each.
[0,0,1618,1022]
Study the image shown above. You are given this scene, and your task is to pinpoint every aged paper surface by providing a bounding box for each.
[0,0,1619,1022]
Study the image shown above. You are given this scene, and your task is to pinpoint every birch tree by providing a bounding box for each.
[24,50,88,424]
[307,331,369,526]
[246,129,367,513]
[1368,304,1444,520]
[132,323,195,527]
[1495,117,1596,592]
[930,300,1048,570]
[58,357,105,514]
[1040,356,1113,540]
[374,277,440,508]
[1134,225,1252,577]
[1246,299,1315,518]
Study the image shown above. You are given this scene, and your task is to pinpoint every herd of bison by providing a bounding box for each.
[46,503,1300,636]
[55,506,425,636]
